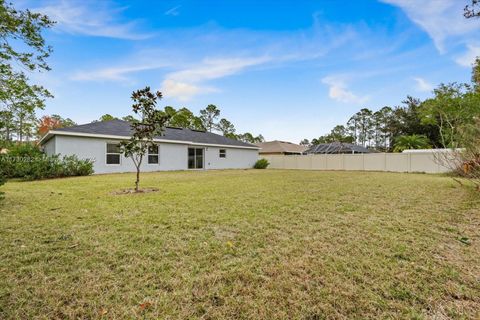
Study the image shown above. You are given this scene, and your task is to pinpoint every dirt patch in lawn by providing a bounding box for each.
[110,187,159,195]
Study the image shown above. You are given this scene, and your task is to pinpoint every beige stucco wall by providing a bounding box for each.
[260,152,453,174]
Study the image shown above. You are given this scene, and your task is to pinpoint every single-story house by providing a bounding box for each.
[254,140,308,155]
[305,142,373,154]
[39,119,259,174]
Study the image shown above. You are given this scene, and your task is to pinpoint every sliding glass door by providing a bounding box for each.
[188,148,204,169]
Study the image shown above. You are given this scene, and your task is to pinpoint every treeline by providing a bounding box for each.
[93,104,265,144]
[302,59,480,152]
[2,104,264,145]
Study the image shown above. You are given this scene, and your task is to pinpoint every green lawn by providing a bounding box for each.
[0,170,479,319]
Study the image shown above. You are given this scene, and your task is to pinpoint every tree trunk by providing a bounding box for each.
[135,166,140,192]
[134,154,143,192]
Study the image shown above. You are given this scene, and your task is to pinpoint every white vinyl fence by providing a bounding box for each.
[261,152,454,174]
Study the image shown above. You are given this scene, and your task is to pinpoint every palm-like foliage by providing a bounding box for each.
[393,134,431,152]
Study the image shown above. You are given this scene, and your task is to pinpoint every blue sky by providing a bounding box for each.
[19,0,480,142]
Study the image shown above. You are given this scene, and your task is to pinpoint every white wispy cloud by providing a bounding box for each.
[161,56,271,101]
[68,18,366,101]
[165,56,271,82]
[381,0,478,52]
[71,63,168,81]
[321,76,369,104]
[381,0,480,68]
[413,77,433,92]
[455,44,480,67]
[33,0,151,40]
[161,80,218,102]
[165,5,181,16]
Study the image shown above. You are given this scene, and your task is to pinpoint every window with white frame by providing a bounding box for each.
[106,143,121,165]
[148,144,159,164]
[219,149,226,158]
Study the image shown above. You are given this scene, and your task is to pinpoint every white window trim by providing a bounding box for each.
[219,149,227,159]
[147,144,160,165]
[105,142,121,166]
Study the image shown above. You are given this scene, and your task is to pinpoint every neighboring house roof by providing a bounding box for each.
[254,140,308,154]
[305,142,373,154]
[40,119,259,149]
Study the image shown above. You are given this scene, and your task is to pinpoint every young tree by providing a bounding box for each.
[199,104,220,132]
[120,87,170,192]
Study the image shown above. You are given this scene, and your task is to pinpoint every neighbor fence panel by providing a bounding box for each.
[260,152,453,174]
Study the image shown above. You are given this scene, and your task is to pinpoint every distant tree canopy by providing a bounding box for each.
[96,104,264,144]
[37,114,76,136]
[200,104,220,132]
[303,60,480,152]
[164,106,204,130]
[98,114,118,122]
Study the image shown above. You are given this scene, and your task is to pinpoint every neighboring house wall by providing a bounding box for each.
[46,135,258,174]
[262,152,454,174]
[43,136,56,155]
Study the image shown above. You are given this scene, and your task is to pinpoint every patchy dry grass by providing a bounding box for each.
[0,170,479,319]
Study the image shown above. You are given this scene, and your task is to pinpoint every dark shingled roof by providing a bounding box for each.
[51,119,257,148]
[305,142,373,154]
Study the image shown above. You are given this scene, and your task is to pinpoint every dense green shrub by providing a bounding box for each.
[254,158,269,169]
[0,143,44,177]
[0,144,94,180]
